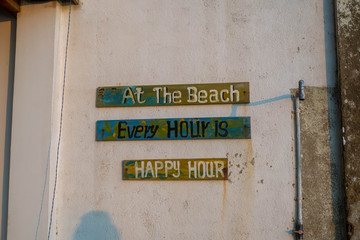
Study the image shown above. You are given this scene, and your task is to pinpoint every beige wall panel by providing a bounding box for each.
[7,2,62,240]
[0,20,11,240]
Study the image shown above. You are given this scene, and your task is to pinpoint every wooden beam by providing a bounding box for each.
[0,0,20,13]
[59,0,79,5]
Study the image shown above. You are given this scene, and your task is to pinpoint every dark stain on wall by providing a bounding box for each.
[336,0,360,239]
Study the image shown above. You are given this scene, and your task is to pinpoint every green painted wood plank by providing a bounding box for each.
[96,117,251,141]
[123,158,228,180]
[97,82,249,107]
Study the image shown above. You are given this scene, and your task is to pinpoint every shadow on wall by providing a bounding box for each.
[73,211,121,240]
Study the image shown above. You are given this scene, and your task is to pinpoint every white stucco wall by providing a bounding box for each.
[56,1,328,239]
[8,1,330,239]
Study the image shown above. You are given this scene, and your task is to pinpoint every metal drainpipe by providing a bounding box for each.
[294,80,305,239]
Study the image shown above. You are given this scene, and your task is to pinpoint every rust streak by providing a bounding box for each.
[220,180,227,240]
[222,180,227,221]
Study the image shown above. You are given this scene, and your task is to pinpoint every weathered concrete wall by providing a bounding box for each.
[299,87,335,240]
[336,0,360,239]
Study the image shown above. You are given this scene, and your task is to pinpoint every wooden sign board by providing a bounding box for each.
[96,82,249,107]
[96,117,251,141]
[123,158,228,180]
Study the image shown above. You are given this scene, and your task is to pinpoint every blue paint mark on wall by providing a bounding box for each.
[230,94,292,116]
[73,211,121,240]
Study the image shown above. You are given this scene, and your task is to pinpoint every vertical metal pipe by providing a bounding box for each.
[295,80,305,239]
[295,96,303,240]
